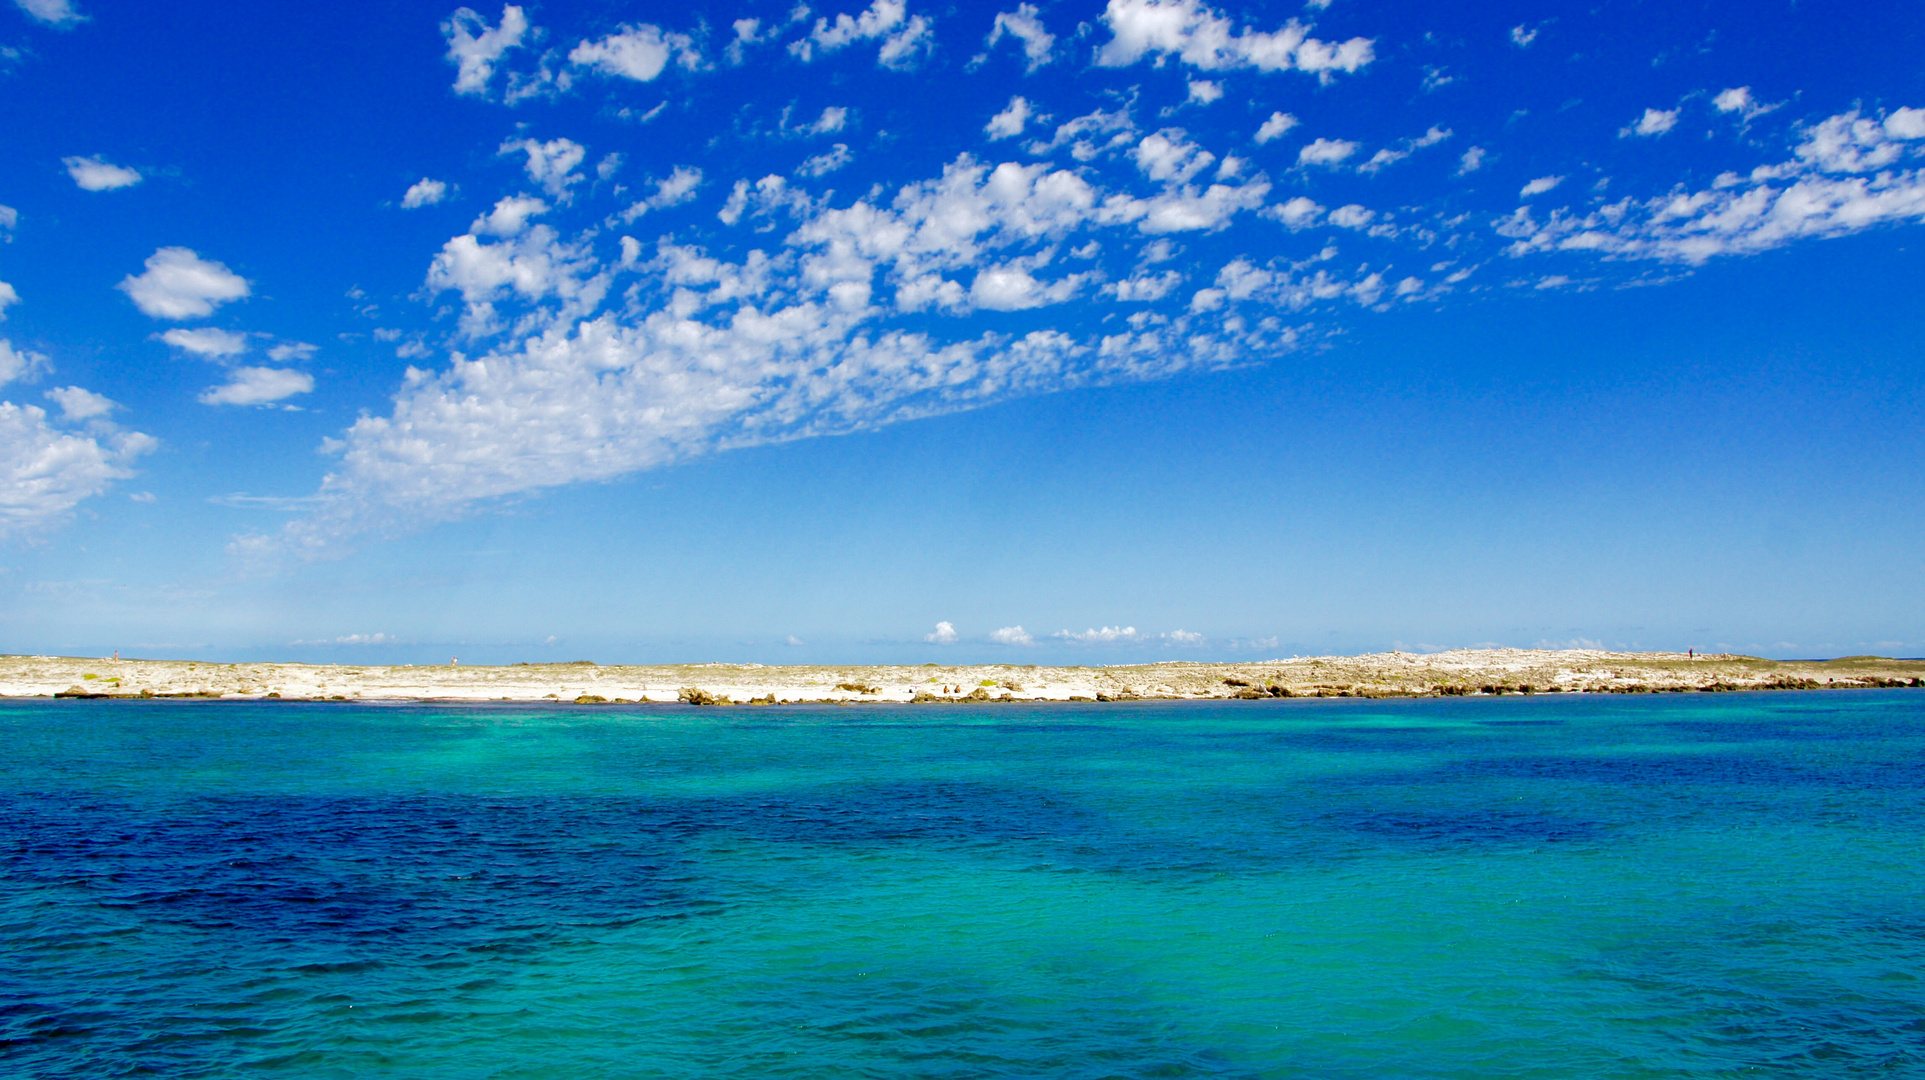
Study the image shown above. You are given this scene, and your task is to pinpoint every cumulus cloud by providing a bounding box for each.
[1358,125,1451,174]
[569,23,700,81]
[118,247,250,320]
[989,625,1034,645]
[0,281,16,320]
[268,342,318,362]
[618,166,703,221]
[1133,130,1216,183]
[1108,270,1183,300]
[0,339,51,386]
[1163,629,1205,644]
[1494,105,1925,264]
[925,620,958,643]
[1297,137,1358,166]
[501,137,587,201]
[801,106,848,135]
[46,385,115,421]
[471,194,549,236]
[986,96,1034,139]
[1096,0,1373,77]
[1509,23,1539,48]
[1186,79,1223,106]
[1266,195,1322,227]
[62,155,140,191]
[1253,111,1298,144]
[1713,86,1780,123]
[1189,254,1389,312]
[199,367,315,407]
[1458,146,1487,174]
[792,0,933,70]
[987,4,1054,71]
[254,147,1296,550]
[1055,625,1139,642]
[1623,107,1679,138]
[797,144,854,177]
[0,399,155,540]
[1520,175,1564,197]
[13,0,84,27]
[402,178,449,208]
[443,5,529,95]
[160,327,248,358]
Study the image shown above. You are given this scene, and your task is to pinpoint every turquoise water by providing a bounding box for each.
[3,693,1923,1078]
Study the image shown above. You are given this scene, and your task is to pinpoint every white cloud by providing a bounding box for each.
[1520,175,1564,197]
[1187,79,1223,105]
[1509,23,1538,48]
[1096,0,1374,77]
[46,385,114,421]
[1623,107,1679,138]
[1025,104,1138,159]
[0,205,16,234]
[500,137,586,201]
[792,0,933,69]
[402,178,449,208]
[970,261,1087,310]
[1458,145,1487,174]
[1713,86,1781,124]
[925,620,958,643]
[1133,130,1215,183]
[987,4,1054,71]
[986,96,1034,140]
[118,247,250,320]
[260,150,1294,549]
[1358,148,1405,173]
[1493,105,1925,264]
[1163,629,1204,644]
[0,400,154,539]
[1108,270,1182,300]
[1328,203,1373,228]
[1055,625,1139,642]
[198,367,315,407]
[797,144,854,177]
[989,625,1034,645]
[1253,111,1298,144]
[13,0,84,27]
[268,342,318,362]
[618,166,703,221]
[804,106,848,135]
[0,281,16,320]
[569,23,700,81]
[472,194,549,236]
[443,5,529,95]
[1267,195,1322,227]
[62,155,140,191]
[160,327,248,358]
[1189,254,1389,312]
[1884,107,1925,140]
[1297,137,1358,166]
[0,339,51,386]
[1358,125,1449,174]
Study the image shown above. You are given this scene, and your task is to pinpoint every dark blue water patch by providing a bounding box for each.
[1318,806,1609,849]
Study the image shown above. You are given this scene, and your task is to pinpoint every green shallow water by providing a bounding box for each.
[3,692,1923,1077]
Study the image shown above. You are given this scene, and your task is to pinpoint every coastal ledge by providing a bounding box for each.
[8,649,1923,704]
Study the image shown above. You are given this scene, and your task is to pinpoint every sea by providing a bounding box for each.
[3,691,1922,1078]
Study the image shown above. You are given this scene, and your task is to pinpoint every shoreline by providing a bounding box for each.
[9,648,1922,704]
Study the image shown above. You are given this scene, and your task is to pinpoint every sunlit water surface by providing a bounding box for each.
[4,692,1923,1078]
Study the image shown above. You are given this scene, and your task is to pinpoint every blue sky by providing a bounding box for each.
[1,0,1921,663]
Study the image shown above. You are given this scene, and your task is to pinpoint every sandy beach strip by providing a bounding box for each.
[7,649,1922,704]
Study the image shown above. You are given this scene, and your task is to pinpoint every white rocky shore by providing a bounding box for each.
[7,649,1921,704]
